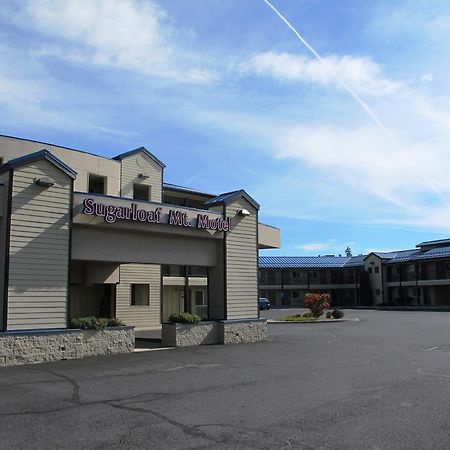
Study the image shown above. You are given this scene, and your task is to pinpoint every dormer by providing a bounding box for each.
[114,147,165,202]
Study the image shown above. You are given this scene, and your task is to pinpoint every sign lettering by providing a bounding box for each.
[82,198,231,232]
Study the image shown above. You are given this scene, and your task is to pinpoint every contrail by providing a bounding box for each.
[263,0,448,204]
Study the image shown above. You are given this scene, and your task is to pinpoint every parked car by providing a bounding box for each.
[259,298,271,310]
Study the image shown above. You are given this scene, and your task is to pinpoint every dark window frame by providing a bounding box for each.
[131,284,150,307]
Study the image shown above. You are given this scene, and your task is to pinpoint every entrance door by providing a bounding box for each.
[162,286,185,322]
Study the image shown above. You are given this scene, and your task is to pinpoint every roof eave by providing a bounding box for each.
[0,149,77,179]
[113,146,166,169]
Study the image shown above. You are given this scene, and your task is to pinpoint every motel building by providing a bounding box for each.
[259,241,450,309]
[0,135,280,364]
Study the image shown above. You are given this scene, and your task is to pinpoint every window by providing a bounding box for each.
[367,267,373,274]
[133,183,150,201]
[131,284,149,306]
[88,174,106,194]
[292,291,298,298]
[192,289,208,319]
[195,290,207,306]
[292,271,299,279]
[374,266,380,274]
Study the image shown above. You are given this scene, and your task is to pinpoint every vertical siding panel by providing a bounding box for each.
[116,152,163,328]
[225,199,258,319]
[116,263,161,329]
[120,154,162,202]
[7,161,71,330]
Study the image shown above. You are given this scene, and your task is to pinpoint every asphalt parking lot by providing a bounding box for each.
[1,310,450,449]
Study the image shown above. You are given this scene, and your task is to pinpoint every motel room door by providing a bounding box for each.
[162,286,185,322]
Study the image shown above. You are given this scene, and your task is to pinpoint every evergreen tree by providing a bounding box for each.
[345,246,352,257]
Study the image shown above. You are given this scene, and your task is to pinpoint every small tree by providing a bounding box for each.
[345,246,352,257]
[304,293,331,318]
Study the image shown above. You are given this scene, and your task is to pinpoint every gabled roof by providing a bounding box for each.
[113,146,166,168]
[259,255,365,269]
[204,189,260,210]
[416,238,450,248]
[385,245,450,264]
[365,249,418,261]
[0,149,77,179]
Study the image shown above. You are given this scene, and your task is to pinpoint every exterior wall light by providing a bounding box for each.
[35,177,55,187]
[138,173,149,179]
[237,208,251,216]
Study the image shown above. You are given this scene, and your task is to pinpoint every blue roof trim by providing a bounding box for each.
[0,149,77,179]
[259,255,365,269]
[260,246,450,269]
[113,146,166,168]
[367,249,418,260]
[205,189,260,210]
[416,238,450,248]
[385,245,450,264]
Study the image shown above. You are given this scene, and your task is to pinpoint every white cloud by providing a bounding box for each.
[421,73,434,82]
[296,239,354,254]
[6,0,216,84]
[240,52,401,96]
[296,242,331,251]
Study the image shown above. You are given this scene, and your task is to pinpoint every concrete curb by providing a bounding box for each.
[268,318,360,324]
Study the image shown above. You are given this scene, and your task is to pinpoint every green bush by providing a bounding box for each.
[70,316,98,330]
[302,312,313,318]
[276,314,318,322]
[325,311,332,319]
[331,309,345,319]
[168,312,202,324]
[107,317,125,327]
[70,316,125,330]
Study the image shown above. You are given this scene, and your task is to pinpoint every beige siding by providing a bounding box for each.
[7,161,71,330]
[120,153,162,202]
[0,135,120,195]
[116,263,161,329]
[225,199,258,319]
[0,171,10,329]
[364,254,383,305]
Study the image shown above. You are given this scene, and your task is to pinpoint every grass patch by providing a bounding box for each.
[275,314,318,322]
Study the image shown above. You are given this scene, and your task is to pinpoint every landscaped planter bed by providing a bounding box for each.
[0,326,135,367]
[162,319,268,347]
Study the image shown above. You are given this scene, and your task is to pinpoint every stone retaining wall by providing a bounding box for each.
[162,319,267,347]
[0,327,135,367]
[220,319,268,344]
[162,321,219,347]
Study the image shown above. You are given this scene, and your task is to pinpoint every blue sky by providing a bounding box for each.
[1,0,450,256]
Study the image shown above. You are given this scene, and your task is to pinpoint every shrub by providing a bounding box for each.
[70,316,125,330]
[304,293,331,318]
[302,312,313,318]
[168,312,202,324]
[325,311,332,319]
[70,316,98,330]
[331,309,344,319]
[107,317,125,327]
[96,318,109,329]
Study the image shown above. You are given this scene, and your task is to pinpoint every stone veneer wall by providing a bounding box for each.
[162,322,219,347]
[220,319,268,345]
[162,319,267,347]
[0,327,134,367]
